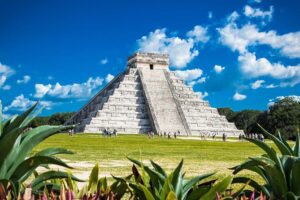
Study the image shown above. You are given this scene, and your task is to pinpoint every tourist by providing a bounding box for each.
[113,128,117,136]
[212,133,216,140]
[174,132,177,139]
[222,133,227,142]
[238,133,242,141]
[261,134,265,142]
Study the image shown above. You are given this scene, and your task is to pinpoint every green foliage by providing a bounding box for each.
[231,125,300,199]
[0,102,78,197]
[218,97,300,139]
[267,97,300,139]
[218,108,263,134]
[125,157,236,200]
[28,112,75,128]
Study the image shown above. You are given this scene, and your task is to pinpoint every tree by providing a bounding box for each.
[267,97,300,139]
[217,107,235,121]
[230,110,262,133]
[49,112,74,125]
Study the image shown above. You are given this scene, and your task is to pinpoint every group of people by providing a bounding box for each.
[245,133,265,141]
[147,130,181,139]
[102,128,118,136]
[199,133,218,140]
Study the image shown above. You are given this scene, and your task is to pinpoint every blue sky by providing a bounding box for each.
[1,0,300,117]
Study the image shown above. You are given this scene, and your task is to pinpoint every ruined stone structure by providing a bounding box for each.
[66,52,243,136]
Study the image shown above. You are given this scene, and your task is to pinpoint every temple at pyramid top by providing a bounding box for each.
[127,52,169,69]
[66,52,243,137]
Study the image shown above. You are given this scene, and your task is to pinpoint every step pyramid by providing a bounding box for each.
[65,52,244,137]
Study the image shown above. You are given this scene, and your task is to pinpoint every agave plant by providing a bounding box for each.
[125,157,237,200]
[0,101,81,198]
[231,124,300,199]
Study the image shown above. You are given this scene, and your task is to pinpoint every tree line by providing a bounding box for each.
[218,97,300,140]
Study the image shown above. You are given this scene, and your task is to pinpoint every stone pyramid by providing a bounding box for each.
[66,52,243,137]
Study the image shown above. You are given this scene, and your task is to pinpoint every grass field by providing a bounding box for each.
[34,133,266,182]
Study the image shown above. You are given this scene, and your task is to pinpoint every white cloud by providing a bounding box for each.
[100,58,108,65]
[105,74,114,83]
[251,80,265,89]
[0,63,15,88]
[186,25,209,43]
[238,52,300,86]
[265,84,278,89]
[233,92,247,101]
[17,75,31,84]
[196,91,208,99]
[218,22,300,58]
[214,65,225,74]
[2,113,11,120]
[3,94,34,112]
[2,85,11,90]
[34,77,104,99]
[174,68,203,82]
[243,5,273,21]
[138,27,209,68]
[208,11,213,19]
[4,94,53,112]
[227,11,240,23]
[188,77,206,87]
[252,0,262,3]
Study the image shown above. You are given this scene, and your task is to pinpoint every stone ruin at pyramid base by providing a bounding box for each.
[65,52,244,137]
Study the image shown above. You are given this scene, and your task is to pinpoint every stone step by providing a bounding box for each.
[118,83,142,90]
[107,96,145,104]
[84,125,152,134]
[122,75,140,82]
[190,126,243,133]
[183,108,218,114]
[101,104,147,112]
[90,118,150,124]
[113,89,144,97]
[96,111,148,119]
[189,122,236,129]
[190,130,243,137]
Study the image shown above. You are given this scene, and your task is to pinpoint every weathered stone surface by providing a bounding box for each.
[65,52,243,137]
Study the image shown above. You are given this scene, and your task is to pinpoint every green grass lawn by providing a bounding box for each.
[34,133,266,181]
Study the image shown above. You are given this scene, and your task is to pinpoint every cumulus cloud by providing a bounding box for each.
[238,52,300,86]
[233,92,247,101]
[251,80,265,89]
[3,94,53,112]
[214,65,225,74]
[0,63,15,88]
[100,58,108,65]
[243,5,273,21]
[188,77,206,87]
[17,75,31,84]
[137,26,209,68]
[186,25,209,42]
[218,22,300,58]
[265,84,278,89]
[196,91,208,99]
[174,68,203,82]
[105,74,114,83]
[34,77,104,99]
[2,85,11,90]
[4,94,33,112]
